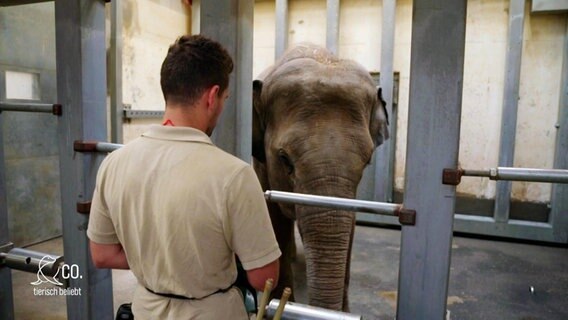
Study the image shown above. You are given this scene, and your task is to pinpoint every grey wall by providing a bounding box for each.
[0,3,61,246]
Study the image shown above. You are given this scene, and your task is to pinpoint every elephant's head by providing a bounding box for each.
[252,44,388,311]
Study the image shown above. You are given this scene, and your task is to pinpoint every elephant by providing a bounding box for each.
[252,43,389,312]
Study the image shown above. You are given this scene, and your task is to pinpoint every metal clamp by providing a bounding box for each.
[76,201,91,214]
[52,104,63,116]
[395,207,416,225]
[73,140,99,152]
[442,168,464,185]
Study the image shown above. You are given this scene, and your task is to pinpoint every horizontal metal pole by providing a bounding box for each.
[265,299,362,320]
[0,0,53,7]
[0,102,61,115]
[123,109,164,119]
[0,248,63,277]
[96,142,123,153]
[264,190,400,216]
[463,167,568,184]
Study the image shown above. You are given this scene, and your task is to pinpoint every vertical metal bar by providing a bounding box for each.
[396,0,467,319]
[550,19,568,243]
[374,0,397,203]
[110,0,123,144]
[236,0,254,163]
[326,0,340,55]
[200,0,238,156]
[275,0,289,59]
[200,0,253,162]
[494,0,526,223]
[55,1,114,319]
[0,113,15,320]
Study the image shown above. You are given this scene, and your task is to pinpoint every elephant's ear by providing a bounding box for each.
[252,80,266,162]
[370,87,390,147]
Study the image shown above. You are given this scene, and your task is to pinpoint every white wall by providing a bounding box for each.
[121,0,191,142]
[252,0,566,203]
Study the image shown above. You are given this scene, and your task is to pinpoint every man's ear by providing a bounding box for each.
[252,80,266,162]
[206,85,221,108]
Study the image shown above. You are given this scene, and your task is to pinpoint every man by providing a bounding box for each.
[87,35,281,319]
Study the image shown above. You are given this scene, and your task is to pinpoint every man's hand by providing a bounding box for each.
[89,241,130,269]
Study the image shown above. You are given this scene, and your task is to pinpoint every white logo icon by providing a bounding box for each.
[31,255,63,286]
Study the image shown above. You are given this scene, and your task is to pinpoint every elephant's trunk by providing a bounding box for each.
[296,177,357,311]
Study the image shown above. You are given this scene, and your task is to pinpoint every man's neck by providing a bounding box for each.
[162,104,208,134]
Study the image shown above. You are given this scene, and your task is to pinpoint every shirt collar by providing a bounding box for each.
[142,125,213,145]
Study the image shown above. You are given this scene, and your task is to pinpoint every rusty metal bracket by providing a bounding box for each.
[52,104,62,116]
[73,140,99,152]
[76,201,91,214]
[395,207,416,226]
[442,168,464,185]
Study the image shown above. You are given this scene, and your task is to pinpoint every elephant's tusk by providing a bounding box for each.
[273,287,291,320]
[256,278,273,320]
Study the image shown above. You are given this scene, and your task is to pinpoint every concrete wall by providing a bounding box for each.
[0,3,60,246]
[253,0,566,204]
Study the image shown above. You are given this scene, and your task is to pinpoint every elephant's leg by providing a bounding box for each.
[298,209,355,311]
[268,202,295,302]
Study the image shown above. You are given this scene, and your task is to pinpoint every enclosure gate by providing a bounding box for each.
[349,0,568,245]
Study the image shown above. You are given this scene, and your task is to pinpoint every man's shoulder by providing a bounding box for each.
[207,146,251,170]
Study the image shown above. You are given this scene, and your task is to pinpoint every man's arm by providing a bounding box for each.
[245,258,279,292]
[89,240,130,269]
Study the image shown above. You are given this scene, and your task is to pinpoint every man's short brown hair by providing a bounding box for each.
[160,35,234,106]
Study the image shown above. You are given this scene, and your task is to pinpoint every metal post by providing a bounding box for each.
[550,19,568,243]
[0,112,15,320]
[275,0,289,59]
[200,0,253,162]
[110,0,123,144]
[326,0,340,55]
[55,0,114,319]
[494,0,526,223]
[397,0,467,319]
[236,0,254,163]
[374,0,397,203]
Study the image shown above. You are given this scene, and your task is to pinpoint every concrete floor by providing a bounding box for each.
[8,225,568,319]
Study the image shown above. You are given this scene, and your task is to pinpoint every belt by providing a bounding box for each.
[145,281,235,301]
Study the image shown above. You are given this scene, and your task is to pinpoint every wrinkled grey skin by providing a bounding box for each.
[252,43,389,311]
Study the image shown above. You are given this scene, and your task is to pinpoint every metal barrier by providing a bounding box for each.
[265,190,416,225]
[0,102,62,116]
[443,167,568,185]
[265,299,362,320]
[72,141,417,225]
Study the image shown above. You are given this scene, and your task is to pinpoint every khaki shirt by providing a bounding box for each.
[87,125,281,319]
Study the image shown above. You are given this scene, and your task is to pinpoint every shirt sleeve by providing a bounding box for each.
[225,165,281,270]
[87,159,120,244]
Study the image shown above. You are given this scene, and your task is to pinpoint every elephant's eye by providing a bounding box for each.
[278,149,294,175]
